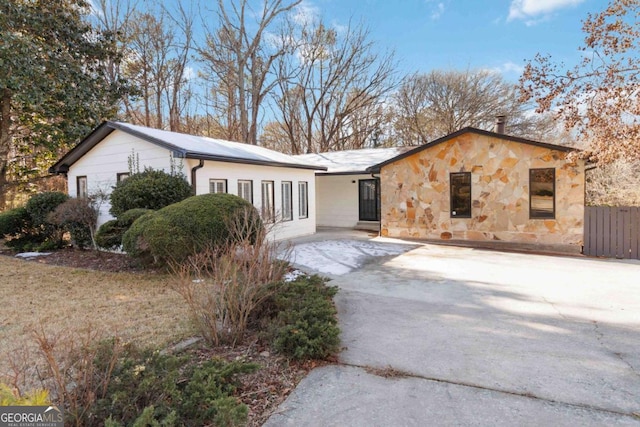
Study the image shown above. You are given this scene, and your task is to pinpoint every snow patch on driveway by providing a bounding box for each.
[290,240,412,276]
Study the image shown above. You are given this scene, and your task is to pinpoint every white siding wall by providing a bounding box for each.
[67,130,184,225]
[188,159,316,240]
[315,174,371,228]
[66,130,316,240]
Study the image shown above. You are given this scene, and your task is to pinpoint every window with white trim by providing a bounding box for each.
[298,181,308,219]
[238,180,253,203]
[282,181,293,221]
[261,180,275,222]
[117,173,129,183]
[77,176,88,199]
[209,179,227,194]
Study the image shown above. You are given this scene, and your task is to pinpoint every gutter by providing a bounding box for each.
[190,159,204,194]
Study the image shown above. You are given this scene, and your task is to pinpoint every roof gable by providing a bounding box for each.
[366,127,579,173]
[49,121,326,174]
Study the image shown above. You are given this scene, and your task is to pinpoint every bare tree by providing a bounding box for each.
[391,69,559,146]
[90,0,138,101]
[122,2,194,131]
[272,20,397,154]
[198,0,301,144]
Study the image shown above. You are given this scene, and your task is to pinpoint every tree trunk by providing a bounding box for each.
[0,88,12,210]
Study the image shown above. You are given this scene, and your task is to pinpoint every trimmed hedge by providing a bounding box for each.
[122,193,262,265]
[109,169,192,217]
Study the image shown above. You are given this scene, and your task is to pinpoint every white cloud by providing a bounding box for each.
[498,61,525,75]
[481,61,525,78]
[508,0,585,23]
[431,2,445,20]
[424,0,446,20]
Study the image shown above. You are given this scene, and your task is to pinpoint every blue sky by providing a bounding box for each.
[293,0,599,81]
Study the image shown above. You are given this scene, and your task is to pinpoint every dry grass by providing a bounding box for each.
[0,257,193,383]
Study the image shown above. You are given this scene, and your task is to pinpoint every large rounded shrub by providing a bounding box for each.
[109,169,192,217]
[123,193,262,265]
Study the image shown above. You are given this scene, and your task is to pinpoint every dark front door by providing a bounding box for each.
[359,179,380,221]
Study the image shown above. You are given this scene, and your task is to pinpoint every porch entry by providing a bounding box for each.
[359,179,380,221]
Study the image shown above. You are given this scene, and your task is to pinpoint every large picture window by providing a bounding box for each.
[298,181,308,219]
[530,168,555,219]
[450,172,471,218]
[261,180,275,222]
[281,181,293,221]
[237,180,253,203]
[209,179,227,194]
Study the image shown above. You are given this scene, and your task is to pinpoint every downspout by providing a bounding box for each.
[190,159,204,194]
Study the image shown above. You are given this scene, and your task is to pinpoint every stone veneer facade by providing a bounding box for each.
[380,132,585,248]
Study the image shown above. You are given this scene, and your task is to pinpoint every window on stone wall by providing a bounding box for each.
[530,168,555,219]
[450,172,471,218]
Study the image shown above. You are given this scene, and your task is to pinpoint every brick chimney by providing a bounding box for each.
[494,115,506,134]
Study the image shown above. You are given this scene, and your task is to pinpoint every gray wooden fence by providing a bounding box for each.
[584,206,640,259]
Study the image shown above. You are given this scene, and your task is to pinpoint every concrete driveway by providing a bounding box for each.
[266,235,640,426]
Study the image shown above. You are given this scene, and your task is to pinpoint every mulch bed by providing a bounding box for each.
[31,248,146,272]
[193,340,327,427]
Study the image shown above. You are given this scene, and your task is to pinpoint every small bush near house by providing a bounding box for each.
[48,198,98,249]
[95,208,152,250]
[94,220,122,250]
[267,275,340,360]
[120,211,155,262]
[109,168,192,217]
[124,193,262,265]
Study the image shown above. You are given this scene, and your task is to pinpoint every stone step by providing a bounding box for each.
[355,221,380,232]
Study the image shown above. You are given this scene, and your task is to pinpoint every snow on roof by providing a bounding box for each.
[112,122,324,170]
[294,147,415,174]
